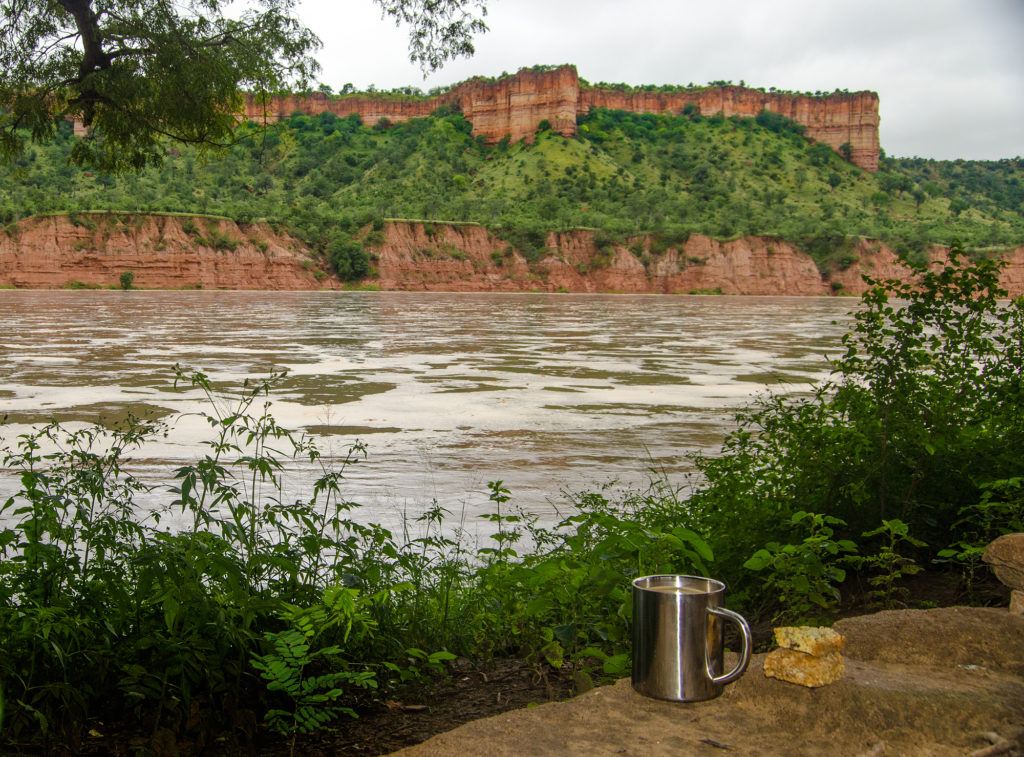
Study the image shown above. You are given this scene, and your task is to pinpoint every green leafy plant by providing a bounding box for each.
[471,484,712,671]
[328,235,370,280]
[251,586,378,754]
[743,512,857,624]
[691,251,1023,611]
[850,519,926,608]
[118,270,134,290]
[936,478,1024,595]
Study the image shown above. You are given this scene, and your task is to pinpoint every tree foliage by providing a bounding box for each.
[375,0,487,73]
[0,0,488,171]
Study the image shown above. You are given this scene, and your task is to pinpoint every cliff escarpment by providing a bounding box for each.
[241,65,880,170]
[242,66,579,143]
[366,222,1024,296]
[6,217,1022,296]
[579,86,879,172]
[0,214,334,290]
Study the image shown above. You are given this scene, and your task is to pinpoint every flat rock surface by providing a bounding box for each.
[394,607,1024,756]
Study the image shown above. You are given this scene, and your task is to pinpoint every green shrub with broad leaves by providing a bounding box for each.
[849,519,927,609]
[743,512,857,624]
[690,248,1024,614]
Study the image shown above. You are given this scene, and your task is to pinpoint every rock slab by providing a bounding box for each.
[764,648,845,687]
[394,608,1024,757]
[773,625,846,657]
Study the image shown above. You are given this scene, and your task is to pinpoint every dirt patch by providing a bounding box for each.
[69,658,573,756]
[394,607,1024,756]
[240,659,577,753]
[298,658,573,755]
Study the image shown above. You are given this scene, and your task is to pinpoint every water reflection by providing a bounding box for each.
[0,291,853,533]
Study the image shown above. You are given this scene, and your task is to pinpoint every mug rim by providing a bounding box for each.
[632,574,726,594]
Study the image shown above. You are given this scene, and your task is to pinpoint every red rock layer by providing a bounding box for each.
[243,91,449,130]
[239,66,880,169]
[371,223,831,294]
[580,86,880,172]
[7,217,1020,296]
[368,223,1024,296]
[0,215,335,290]
[242,66,578,143]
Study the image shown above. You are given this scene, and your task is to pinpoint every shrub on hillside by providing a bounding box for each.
[329,235,370,280]
[754,109,806,137]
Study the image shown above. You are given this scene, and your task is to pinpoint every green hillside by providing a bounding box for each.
[3,108,1023,278]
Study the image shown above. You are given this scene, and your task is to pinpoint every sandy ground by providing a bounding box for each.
[394,607,1024,756]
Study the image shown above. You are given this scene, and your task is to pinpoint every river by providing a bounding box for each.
[0,291,852,536]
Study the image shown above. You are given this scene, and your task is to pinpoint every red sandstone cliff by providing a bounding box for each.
[242,66,578,144]
[0,214,334,290]
[6,216,1021,297]
[240,65,879,170]
[366,222,1024,296]
[580,86,880,172]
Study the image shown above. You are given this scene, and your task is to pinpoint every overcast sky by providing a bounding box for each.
[296,0,1024,160]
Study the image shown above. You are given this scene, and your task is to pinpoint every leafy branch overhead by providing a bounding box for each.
[376,0,488,73]
[0,0,488,171]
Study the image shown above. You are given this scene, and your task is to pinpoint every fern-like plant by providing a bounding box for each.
[851,519,926,608]
[251,586,377,754]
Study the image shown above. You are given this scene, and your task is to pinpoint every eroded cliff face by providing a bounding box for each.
[0,214,334,290]
[240,65,880,169]
[242,66,578,144]
[458,66,579,141]
[580,86,880,172]
[367,222,1024,296]
[371,223,833,294]
[7,216,1021,297]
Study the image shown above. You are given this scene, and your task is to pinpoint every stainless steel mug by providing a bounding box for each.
[632,574,752,702]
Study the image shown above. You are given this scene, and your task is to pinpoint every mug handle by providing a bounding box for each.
[707,606,752,685]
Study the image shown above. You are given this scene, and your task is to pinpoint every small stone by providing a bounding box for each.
[1010,590,1024,616]
[773,626,845,657]
[983,533,1024,590]
[763,648,845,687]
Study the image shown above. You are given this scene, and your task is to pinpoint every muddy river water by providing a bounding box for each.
[0,291,852,536]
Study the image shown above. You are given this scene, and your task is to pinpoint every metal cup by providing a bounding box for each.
[631,574,752,702]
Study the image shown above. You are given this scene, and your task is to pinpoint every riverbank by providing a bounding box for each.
[3,214,1024,295]
[1,255,1020,754]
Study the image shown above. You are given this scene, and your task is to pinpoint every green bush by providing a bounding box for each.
[754,109,806,138]
[743,512,857,624]
[328,235,370,280]
[689,251,1024,604]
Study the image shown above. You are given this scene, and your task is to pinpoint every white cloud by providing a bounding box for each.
[298,0,1024,159]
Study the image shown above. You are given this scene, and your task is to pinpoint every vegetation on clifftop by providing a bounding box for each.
[1,109,1022,278]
